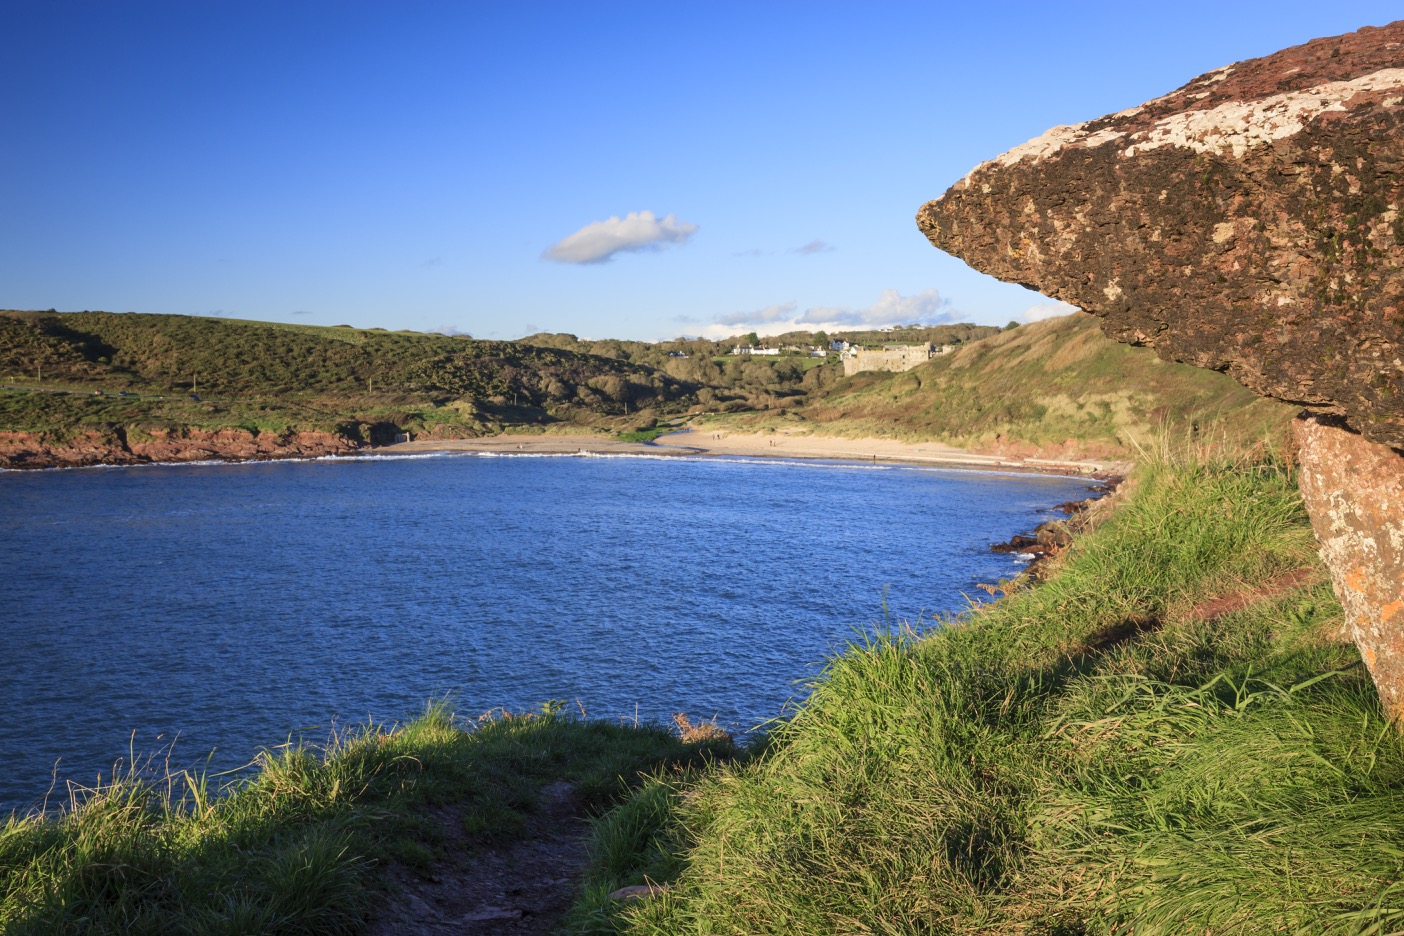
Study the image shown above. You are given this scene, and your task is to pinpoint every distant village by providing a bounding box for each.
[726,339,957,376]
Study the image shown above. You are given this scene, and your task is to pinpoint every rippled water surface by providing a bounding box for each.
[0,452,1094,811]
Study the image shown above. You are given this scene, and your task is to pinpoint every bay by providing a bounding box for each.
[0,452,1094,812]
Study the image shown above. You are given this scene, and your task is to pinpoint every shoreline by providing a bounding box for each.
[1,428,1127,479]
[376,428,1128,480]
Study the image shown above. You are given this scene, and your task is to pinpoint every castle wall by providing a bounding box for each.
[842,344,934,376]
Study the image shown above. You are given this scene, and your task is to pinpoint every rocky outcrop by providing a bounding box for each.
[0,427,361,469]
[917,21,1404,450]
[916,22,1404,718]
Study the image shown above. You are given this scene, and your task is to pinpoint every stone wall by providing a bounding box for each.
[842,344,934,377]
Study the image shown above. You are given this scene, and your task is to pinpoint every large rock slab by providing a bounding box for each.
[917,22,1404,451]
[917,22,1404,719]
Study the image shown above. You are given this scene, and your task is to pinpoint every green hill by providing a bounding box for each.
[0,309,1297,467]
[780,313,1295,459]
[0,310,692,452]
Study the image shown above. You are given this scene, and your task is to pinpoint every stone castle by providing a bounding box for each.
[842,343,949,376]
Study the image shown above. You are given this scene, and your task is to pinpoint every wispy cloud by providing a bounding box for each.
[290,310,313,317]
[792,239,834,255]
[419,256,445,269]
[799,288,952,328]
[1023,301,1080,322]
[716,301,797,327]
[543,210,699,264]
[699,289,954,337]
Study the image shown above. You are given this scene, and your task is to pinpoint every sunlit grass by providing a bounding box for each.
[567,446,1403,935]
[0,702,736,935]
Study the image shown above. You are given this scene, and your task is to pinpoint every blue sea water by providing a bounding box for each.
[0,451,1095,812]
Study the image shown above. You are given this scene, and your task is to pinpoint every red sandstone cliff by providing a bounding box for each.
[0,427,361,470]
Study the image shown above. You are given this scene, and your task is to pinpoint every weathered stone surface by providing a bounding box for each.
[1294,414,1404,721]
[917,22,1404,718]
[917,21,1404,450]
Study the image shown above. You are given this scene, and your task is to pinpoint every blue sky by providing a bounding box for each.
[2,2,1398,341]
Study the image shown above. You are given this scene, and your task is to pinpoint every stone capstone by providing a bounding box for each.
[916,21,1404,720]
[917,21,1404,450]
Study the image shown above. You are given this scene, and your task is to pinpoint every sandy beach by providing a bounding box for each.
[378,427,1126,477]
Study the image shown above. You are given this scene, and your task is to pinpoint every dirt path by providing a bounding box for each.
[367,782,590,935]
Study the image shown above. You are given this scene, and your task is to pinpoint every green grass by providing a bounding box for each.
[0,702,737,935]
[566,446,1404,935]
[616,425,676,443]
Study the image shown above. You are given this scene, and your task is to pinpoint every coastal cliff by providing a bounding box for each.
[0,427,361,469]
[0,310,691,469]
[918,21,1404,720]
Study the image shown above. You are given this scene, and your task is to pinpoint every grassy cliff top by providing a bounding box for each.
[569,447,1401,935]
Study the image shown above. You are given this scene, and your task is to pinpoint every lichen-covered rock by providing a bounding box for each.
[918,22,1404,719]
[1294,414,1404,721]
[917,21,1404,450]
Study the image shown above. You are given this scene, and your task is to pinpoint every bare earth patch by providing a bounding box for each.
[1188,567,1321,622]
[367,781,588,936]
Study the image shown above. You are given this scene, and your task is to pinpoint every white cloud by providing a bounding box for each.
[798,288,952,328]
[716,301,798,328]
[1023,301,1080,322]
[542,210,699,264]
[793,239,835,255]
[697,289,954,338]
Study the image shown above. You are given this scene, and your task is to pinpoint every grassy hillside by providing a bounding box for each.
[567,448,1403,935]
[769,314,1296,459]
[0,311,691,442]
[0,703,736,935]
[518,323,1002,413]
[2,309,1293,462]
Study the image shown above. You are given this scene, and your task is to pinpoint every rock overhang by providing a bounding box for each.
[918,21,1404,451]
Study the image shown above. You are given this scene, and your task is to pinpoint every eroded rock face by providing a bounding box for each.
[0,427,361,469]
[917,21,1404,450]
[1294,414,1404,721]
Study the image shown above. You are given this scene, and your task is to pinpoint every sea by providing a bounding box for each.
[0,450,1096,813]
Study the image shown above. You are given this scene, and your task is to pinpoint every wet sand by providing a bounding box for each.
[378,427,1125,477]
